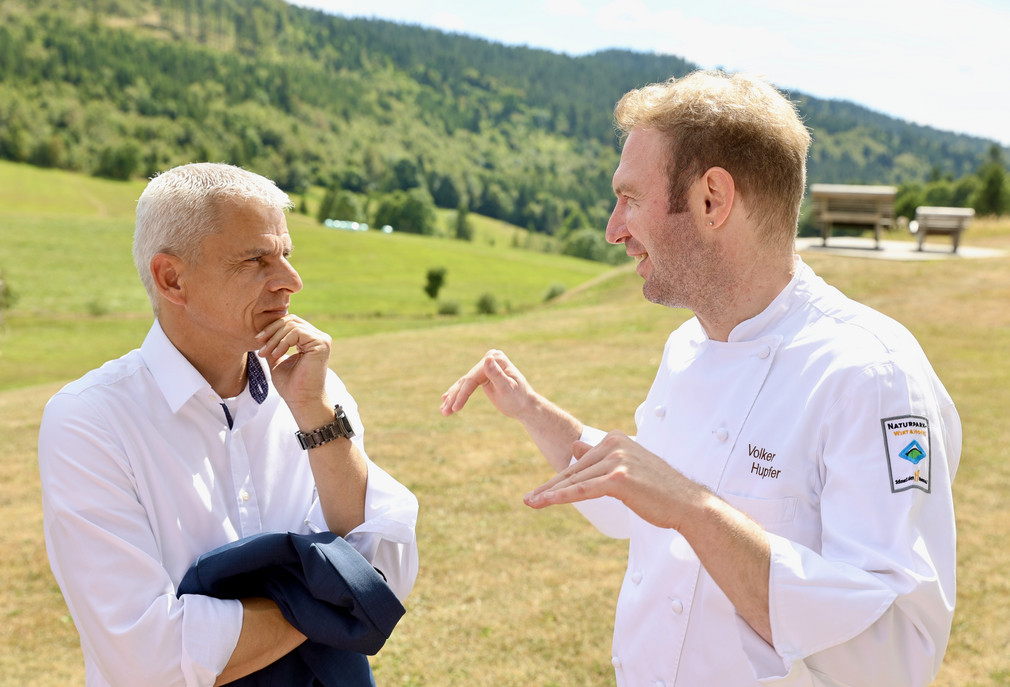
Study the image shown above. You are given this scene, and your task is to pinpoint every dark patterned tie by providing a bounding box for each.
[246,353,269,404]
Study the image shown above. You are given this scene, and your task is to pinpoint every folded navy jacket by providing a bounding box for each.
[177,531,406,686]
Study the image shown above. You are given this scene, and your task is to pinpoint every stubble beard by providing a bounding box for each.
[642,210,732,318]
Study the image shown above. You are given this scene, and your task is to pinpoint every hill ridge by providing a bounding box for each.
[0,0,1002,240]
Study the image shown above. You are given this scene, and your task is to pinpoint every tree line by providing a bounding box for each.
[893,145,1008,218]
[0,0,1006,256]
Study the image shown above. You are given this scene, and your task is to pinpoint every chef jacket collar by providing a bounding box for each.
[727,255,812,343]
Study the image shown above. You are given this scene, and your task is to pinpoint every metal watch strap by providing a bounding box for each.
[295,405,355,450]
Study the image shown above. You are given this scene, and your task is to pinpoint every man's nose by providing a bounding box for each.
[273,258,303,294]
[605,200,628,245]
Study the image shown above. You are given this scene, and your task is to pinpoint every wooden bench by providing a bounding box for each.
[810,184,897,249]
[909,206,974,253]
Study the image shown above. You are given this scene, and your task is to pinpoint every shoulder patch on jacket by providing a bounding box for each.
[881,415,931,493]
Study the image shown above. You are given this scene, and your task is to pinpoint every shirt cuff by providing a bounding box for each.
[570,425,632,539]
[579,424,608,447]
[180,595,243,686]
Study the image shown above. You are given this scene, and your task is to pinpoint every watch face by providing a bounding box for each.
[336,413,355,439]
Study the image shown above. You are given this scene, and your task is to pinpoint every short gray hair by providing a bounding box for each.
[133,163,292,312]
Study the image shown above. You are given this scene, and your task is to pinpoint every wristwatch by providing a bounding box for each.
[295,405,355,450]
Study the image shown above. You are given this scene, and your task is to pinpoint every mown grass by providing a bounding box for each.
[1,162,1008,685]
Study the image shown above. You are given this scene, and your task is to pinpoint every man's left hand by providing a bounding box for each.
[523,431,695,532]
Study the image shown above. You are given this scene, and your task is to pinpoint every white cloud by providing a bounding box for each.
[595,0,652,33]
[429,11,466,33]
[545,0,590,17]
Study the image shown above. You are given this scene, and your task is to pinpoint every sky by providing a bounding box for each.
[288,0,1010,147]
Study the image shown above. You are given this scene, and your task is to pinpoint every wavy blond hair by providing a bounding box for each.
[614,71,810,247]
[133,163,292,313]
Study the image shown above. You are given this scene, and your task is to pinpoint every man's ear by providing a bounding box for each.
[150,253,187,307]
[699,167,736,229]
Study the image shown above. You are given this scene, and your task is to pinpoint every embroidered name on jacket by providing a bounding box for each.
[748,444,781,480]
[881,415,931,493]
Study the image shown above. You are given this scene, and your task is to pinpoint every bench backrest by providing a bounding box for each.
[810,184,897,224]
[914,206,974,231]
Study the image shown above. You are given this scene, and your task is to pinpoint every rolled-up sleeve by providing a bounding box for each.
[303,372,419,601]
[342,460,419,601]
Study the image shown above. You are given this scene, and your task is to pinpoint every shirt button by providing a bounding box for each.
[671,598,684,614]
[654,405,666,418]
[759,345,771,359]
[631,571,643,585]
[611,656,622,669]
[240,491,250,501]
[715,427,729,442]
[654,681,666,687]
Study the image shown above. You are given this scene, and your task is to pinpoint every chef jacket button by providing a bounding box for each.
[654,404,666,418]
[671,598,684,614]
[759,345,771,359]
[240,491,250,502]
[631,571,643,585]
[715,426,729,442]
[611,656,622,668]
[653,681,666,687]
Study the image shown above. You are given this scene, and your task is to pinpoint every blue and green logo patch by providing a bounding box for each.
[899,440,926,465]
[881,416,931,493]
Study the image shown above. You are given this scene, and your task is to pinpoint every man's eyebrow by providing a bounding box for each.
[238,247,270,259]
[238,241,293,258]
[613,180,633,197]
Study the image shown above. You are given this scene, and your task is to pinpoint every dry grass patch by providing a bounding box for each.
[0,383,83,687]
[3,221,1010,685]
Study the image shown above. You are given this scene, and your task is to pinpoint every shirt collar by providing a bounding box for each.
[140,321,274,412]
[727,255,814,342]
[141,320,217,414]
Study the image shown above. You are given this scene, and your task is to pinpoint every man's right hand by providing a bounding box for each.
[440,349,536,421]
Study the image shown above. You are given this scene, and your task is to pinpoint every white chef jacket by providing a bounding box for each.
[575,258,960,687]
[39,320,419,687]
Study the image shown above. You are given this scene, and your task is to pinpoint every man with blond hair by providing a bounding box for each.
[442,72,959,686]
[40,163,418,685]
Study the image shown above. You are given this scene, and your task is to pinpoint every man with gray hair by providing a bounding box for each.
[40,163,418,685]
[442,71,959,686]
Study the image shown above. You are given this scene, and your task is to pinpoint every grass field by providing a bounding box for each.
[1,162,1008,685]
[0,161,608,390]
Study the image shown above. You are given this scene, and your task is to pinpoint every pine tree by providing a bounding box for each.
[974,145,1009,216]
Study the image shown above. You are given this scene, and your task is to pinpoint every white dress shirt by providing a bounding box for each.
[575,258,960,686]
[39,321,419,687]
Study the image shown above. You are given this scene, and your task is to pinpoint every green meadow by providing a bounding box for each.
[0,161,607,391]
[2,161,1008,685]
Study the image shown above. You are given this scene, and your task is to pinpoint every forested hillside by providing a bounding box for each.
[0,0,1004,238]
